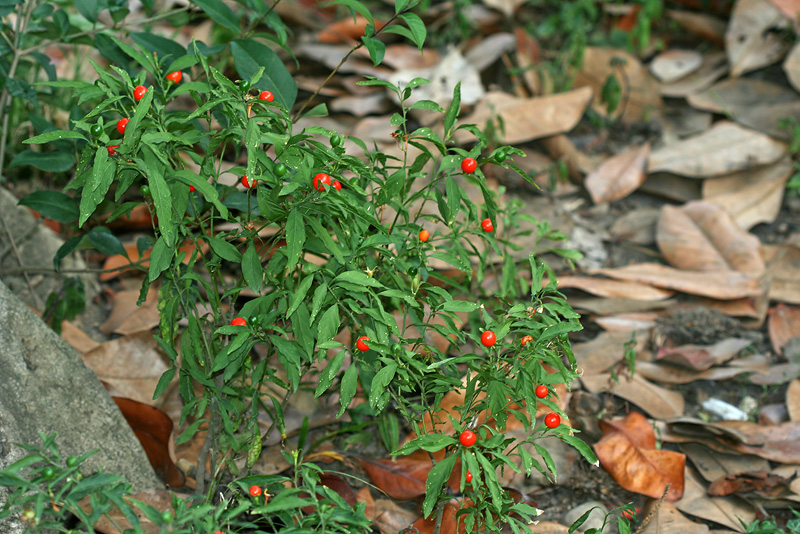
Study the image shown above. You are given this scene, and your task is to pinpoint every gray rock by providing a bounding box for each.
[0,279,160,532]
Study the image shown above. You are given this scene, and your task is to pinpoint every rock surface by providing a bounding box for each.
[0,279,160,532]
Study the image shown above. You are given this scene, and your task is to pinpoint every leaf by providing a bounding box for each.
[242,242,262,293]
[423,454,457,517]
[207,236,242,263]
[581,373,685,420]
[18,191,79,222]
[191,0,239,32]
[647,121,786,178]
[655,338,752,371]
[359,456,430,499]
[726,0,791,77]
[454,87,592,145]
[768,304,800,356]
[637,502,711,534]
[285,210,305,269]
[674,468,755,531]
[399,13,426,50]
[584,144,650,204]
[555,276,674,301]
[24,130,86,144]
[594,412,685,501]
[231,39,298,109]
[143,163,175,247]
[9,150,74,172]
[649,49,703,83]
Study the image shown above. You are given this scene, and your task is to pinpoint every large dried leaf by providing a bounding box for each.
[768,304,800,355]
[675,468,754,532]
[359,456,429,500]
[787,379,800,421]
[650,49,703,82]
[639,502,710,534]
[581,373,685,419]
[573,47,662,122]
[648,121,787,178]
[762,244,800,304]
[680,442,770,483]
[556,274,673,300]
[465,33,516,71]
[726,0,792,77]
[572,331,647,374]
[608,208,660,245]
[708,471,793,498]
[454,87,592,145]
[660,51,728,97]
[594,412,685,500]
[687,78,797,115]
[594,312,659,333]
[655,338,752,371]
[584,144,650,204]
[588,263,764,300]
[635,360,762,385]
[372,498,419,534]
[101,286,160,336]
[702,158,792,230]
[656,201,765,276]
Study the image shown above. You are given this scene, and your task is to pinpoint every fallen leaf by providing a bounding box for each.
[515,27,542,95]
[635,360,761,385]
[572,331,647,374]
[540,134,599,180]
[662,103,713,138]
[655,338,752,371]
[726,0,792,77]
[608,208,660,245]
[784,41,800,92]
[414,497,473,534]
[573,47,662,122]
[660,50,728,97]
[762,244,800,304]
[454,87,593,145]
[556,274,673,300]
[581,373,685,419]
[639,501,710,534]
[587,263,764,300]
[680,442,771,483]
[702,158,793,230]
[359,456,430,499]
[656,201,765,276]
[594,312,659,332]
[101,286,160,336]
[647,121,787,178]
[748,362,800,385]
[372,498,419,534]
[481,0,525,17]
[768,304,800,355]
[787,380,800,421]
[464,33,516,71]
[675,468,755,531]
[318,15,373,43]
[356,487,375,520]
[101,240,207,282]
[594,412,685,500]
[666,10,727,45]
[113,397,184,488]
[584,144,650,204]
[330,93,390,116]
[639,173,703,203]
[60,320,100,354]
[650,49,703,82]
[687,78,797,115]
[708,471,792,498]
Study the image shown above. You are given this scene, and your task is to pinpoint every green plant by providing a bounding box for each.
[4,1,601,533]
[568,502,636,534]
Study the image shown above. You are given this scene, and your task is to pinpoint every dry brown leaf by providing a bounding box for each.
[570,296,676,316]
[748,362,800,385]
[572,331,647,374]
[101,286,160,336]
[635,361,759,385]
[639,173,703,203]
[762,244,800,304]
[687,78,796,115]
[713,420,800,464]
[573,47,662,122]
[662,104,713,138]
[594,412,685,500]
[382,44,441,70]
[768,304,800,355]
[85,488,175,534]
[675,468,755,531]
[588,263,764,300]
[639,501,710,534]
[465,34,516,72]
[660,51,728,97]
[702,158,792,230]
[666,10,727,45]
[481,0,525,17]
[784,42,800,92]
[655,338,752,371]
[540,134,600,180]
[708,471,793,498]
[60,320,100,354]
[726,0,792,77]
[454,87,593,145]
[680,442,771,483]
[650,50,703,82]
[584,144,650,204]
[656,201,765,276]
[581,373,685,419]
[787,380,800,421]
[515,27,542,95]
[608,208,659,245]
[594,312,659,332]
[330,93,389,116]
[82,332,171,405]
[648,121,787,178]
[317,15,373,43]
[372,498,419,534]
[556,275,674,300]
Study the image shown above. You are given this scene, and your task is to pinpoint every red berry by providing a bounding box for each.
[133,85,147,101]
[544,413,561,429]
[107,145,120,156]
[461,157,477,174]
[356,336,370,351]
[481,218,494,232]
[189,185,196,192]
[521,335,533,347]
[116,118,129,135]
[313,172,331,191]
[248,485,261,497]
[621,509,634,520]
[332,179,342,191]
[166,70,182,84]
[242,175,256,189]
[231,318,247,327]
[259,90,274,101]
[535,385,549,399]
[465,470,473,483]
[419,229,430,242]
[214,531,225,534]
[459,430,477,447]
[480,330,496,347]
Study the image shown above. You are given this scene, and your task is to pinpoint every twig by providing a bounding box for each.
[633,484,670,534]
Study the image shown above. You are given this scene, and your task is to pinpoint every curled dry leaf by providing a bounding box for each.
[647,121,787,178]
[679,442,771,483]
[687,78,797,115]
[555,274,674,300]
[581,373,685,419]
[675,468,755,531]
[726,0,792,77]
[359,456,430,500]
[702,158,792,230]
[635,360,760,385]
[657,201,765,276]
[454,87,593,145]
[768,304,800,355]
[572,330,648,374]
[594,412,685,501]
[787,380,800,421]
[649,49,703,82]
[708,471,793,498]
[784,41,800,92]
[584,143,650,204]
[588,263,764,300]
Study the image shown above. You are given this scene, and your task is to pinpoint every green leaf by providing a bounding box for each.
[207,236,242,263]
[141,161,175,247]
[24,130,86,144]
[147,237,172,281]
[171,170,229,218]
[131,32,186,63]
[18,191,79,222]
[242,242,262,293]
[79,146,114,226]
[231,39,298,109]
[9,150,73,172]
[87,227,126,256]
[558,432,599,467]
[191,0,239,32]
[400,13,426,49]
[443,81,462,139]
[333,270,385,288]
[287,275,314,319]
[369,363,397,410]
[409,99,444,112]
[328,0,373,25]
[338,363,358,416]
[285,209,305,269]
[394,0,409,13]
[176,418,208,445]
[440,300,479,313]
[422,454,457,517]
[362,36,385,66]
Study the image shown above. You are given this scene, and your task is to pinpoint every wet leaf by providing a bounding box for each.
[584,144,650,204]
[359,456,429,499]
[594,412,685,501]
